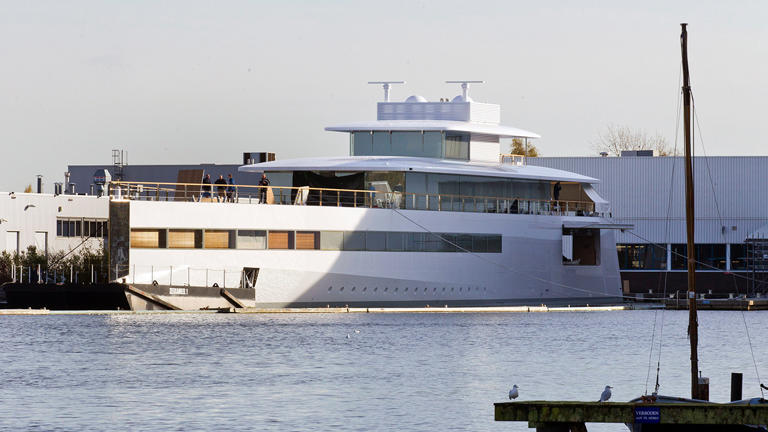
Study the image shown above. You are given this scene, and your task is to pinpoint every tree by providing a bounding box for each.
[510,137,540,157]
[593,124,674,156]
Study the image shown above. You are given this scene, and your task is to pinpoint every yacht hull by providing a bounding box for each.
[121,201,622,309]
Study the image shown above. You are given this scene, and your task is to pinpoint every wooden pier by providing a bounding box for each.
[495,401,768,431]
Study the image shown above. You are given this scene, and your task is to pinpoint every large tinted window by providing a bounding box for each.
[343,232,365,251]
[366,231,386,251]
[423,132,442,158]
[351,131,449,159]
[352,132,373,156]
[372,132,390,155]
[445,132,469,160]
[731,244,748,270]
[617,244,666,270]
[386,232,404,251]
[671,244,687,270]
[696,244,726,270]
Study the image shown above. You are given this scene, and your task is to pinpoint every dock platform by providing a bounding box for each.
[495,400,768,431]
[219,305,629,314]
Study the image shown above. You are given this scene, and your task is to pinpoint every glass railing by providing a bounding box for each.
[499,154,526,165]
[108,181,603,217]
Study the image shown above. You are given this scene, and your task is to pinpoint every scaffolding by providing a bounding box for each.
[746,233,768,296]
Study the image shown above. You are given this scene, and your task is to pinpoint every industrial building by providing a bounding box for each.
[528,154,768,296]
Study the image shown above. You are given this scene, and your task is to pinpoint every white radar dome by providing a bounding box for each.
[451,94,473,103]
[405,95,428,103]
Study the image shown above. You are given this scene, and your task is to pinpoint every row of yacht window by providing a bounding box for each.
[130,228,503,253]
[351,131,470,160]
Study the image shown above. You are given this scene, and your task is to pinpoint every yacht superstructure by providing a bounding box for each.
[108,82,624,309]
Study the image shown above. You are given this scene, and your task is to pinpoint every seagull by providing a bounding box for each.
[346,333,351,339]
[508,384,519,400]
[599,386,612,402]
[354,329,360,334]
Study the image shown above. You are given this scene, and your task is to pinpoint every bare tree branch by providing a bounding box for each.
[592,124,675,156]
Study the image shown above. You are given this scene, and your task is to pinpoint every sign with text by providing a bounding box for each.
[634,406,660,424]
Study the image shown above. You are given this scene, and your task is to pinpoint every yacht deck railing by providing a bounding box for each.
[108,181,603,217]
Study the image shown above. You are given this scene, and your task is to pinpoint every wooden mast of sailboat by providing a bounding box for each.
[680,22,700,400]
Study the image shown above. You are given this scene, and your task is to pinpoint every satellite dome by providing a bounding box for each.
[405,94,428,103]
[451,94,473,103]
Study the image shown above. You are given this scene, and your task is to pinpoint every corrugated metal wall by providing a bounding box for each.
[528,156,768,244]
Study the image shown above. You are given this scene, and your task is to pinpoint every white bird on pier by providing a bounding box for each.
[599,386,612,402]
[509,384,519,400]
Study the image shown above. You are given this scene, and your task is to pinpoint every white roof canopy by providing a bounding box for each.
[325,120,541,139]
[239,156,598,183]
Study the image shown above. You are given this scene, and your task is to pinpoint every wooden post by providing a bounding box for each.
[731,373,743,401]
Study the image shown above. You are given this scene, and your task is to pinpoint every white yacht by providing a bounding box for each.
[110,82,625,310]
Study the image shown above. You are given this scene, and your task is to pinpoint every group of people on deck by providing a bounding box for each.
[201,173,237,202]
[200,173,270,203]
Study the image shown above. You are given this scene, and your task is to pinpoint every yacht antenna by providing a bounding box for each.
[680,22,701,400]
[367,81,406,102]
[445,80,485,100]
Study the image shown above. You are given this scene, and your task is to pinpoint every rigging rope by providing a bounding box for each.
[646,63,683,396]
[690,92,764,398]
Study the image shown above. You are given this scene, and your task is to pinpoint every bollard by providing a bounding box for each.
[731,373,743,402]
[697,376,710,401]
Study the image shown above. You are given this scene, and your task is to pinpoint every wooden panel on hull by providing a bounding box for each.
[268,231,292,249]
[296,231,319,250]
[131,229,160,248]
[204,230,230,249]
[168,230,196,248]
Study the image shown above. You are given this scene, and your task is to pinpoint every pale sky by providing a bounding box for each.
[2,0,767,192]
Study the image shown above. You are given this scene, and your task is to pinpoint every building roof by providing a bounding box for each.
[324,120,541,139]
[239,156,598,183]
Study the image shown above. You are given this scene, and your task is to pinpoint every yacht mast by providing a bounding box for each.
[681,22,700,400]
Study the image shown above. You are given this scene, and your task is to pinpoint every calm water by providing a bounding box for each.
[1,310,767,431]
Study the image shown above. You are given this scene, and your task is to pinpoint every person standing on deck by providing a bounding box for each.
[214,175,227,202]
[226,174,237,202]
[553,181,562,206]
[258,173,270,204]
[201,174,212,200]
